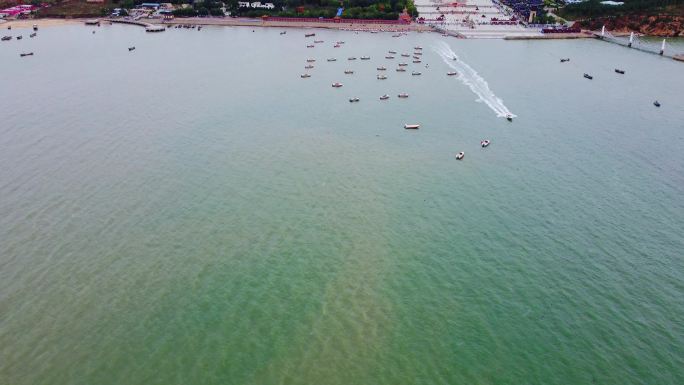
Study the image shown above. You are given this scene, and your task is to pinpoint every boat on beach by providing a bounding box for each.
[456,152,465,160]
[332,82,343,87]
[404,124,420,129]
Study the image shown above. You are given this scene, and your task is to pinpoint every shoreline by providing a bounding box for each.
[149,17,433,32]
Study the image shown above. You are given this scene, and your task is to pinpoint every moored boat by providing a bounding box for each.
[33,24,38,31]
[653,100,661,107]
[305,33,315,37]
[414,46,422,50]
[413,60,421,63]
[447,71,458,76]
[1,36,11,41]
[306,58,315,62]
[305,65,314,69]
[348,57,356,60]
[398,93,409,98]
[314,40,323,43]
[327,58,337,62]
[404,124,420,129]
[377,66,386,71]
[360,56,370,60]
[16,35,22,40]
[377,74,387,79]
[481,140,490,148]
[583,73,593,79]
[401,53,410,57]
[344,70,354,74]
[560,58,570,62]
[280,31,286,35]
[385,56,395,59]
[398,63,408,66]
[396,68,406,72]
[334,44,340,48]
[389,50,397,54]
[349,97,360,102]
[412,71,421,75]
[128,46,135,51]
[20,52,34,57]
[456,151,465,160]
[332,82,343,87]
[615,69,625,74]
[380,94,390,100]
[306,44,314,48]
[300,73,311,78]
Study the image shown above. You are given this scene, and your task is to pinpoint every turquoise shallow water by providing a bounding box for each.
[1,24,683,385]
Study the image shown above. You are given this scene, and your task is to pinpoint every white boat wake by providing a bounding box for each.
[433,41,515,118]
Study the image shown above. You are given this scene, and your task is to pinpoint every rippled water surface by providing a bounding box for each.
[1,24,683,385]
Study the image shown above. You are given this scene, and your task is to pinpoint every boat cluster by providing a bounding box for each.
[3,24,40,57]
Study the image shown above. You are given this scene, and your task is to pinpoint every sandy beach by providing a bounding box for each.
[1,18,86,29]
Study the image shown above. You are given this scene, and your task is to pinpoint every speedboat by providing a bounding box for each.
[447,72,458,76]
[306,58,315,62]
[377,74,387,79]
[332,82,343,87]
[349,97,360,102]
[20,52,34,57]
[398,93,409,98]
[654,100,661,107]
[455,152,465,160]
[583,73,593,80]
[615,69,625,74]
[404,124,420,129]
[128,46,136,51]
[481,140,490,148]
[560,58,570,62]
[377,66,386,71]
[412,71,422,75]
[398,63,408,66]
[300,74,311,78]
[305,65,314,69]
[327,58,337,62]
[396,68,406,72]
[344,70,354,74]
[348,57,357,60]
[380,94,390,100]
[506,114,513,122]
[360,56,370,60]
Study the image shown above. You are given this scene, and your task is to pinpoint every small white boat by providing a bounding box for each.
[412,71,421,76]
[332,82,343,87]
[360,56,370,60]
[327,58,337,62]
[404,124,420,129]
[456,152,465,160]
[377,74,387,80]
[398,93,409,98]
[348,57,357,60]
[481,140,490,148]
[300,74,311,78]
[377,66,386,71]
[349,97,360,102]
[396,68,406,72]
[344,70,354,74]
[306,58,316,62]
[447,72,458,76]
[380,94,390,100]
